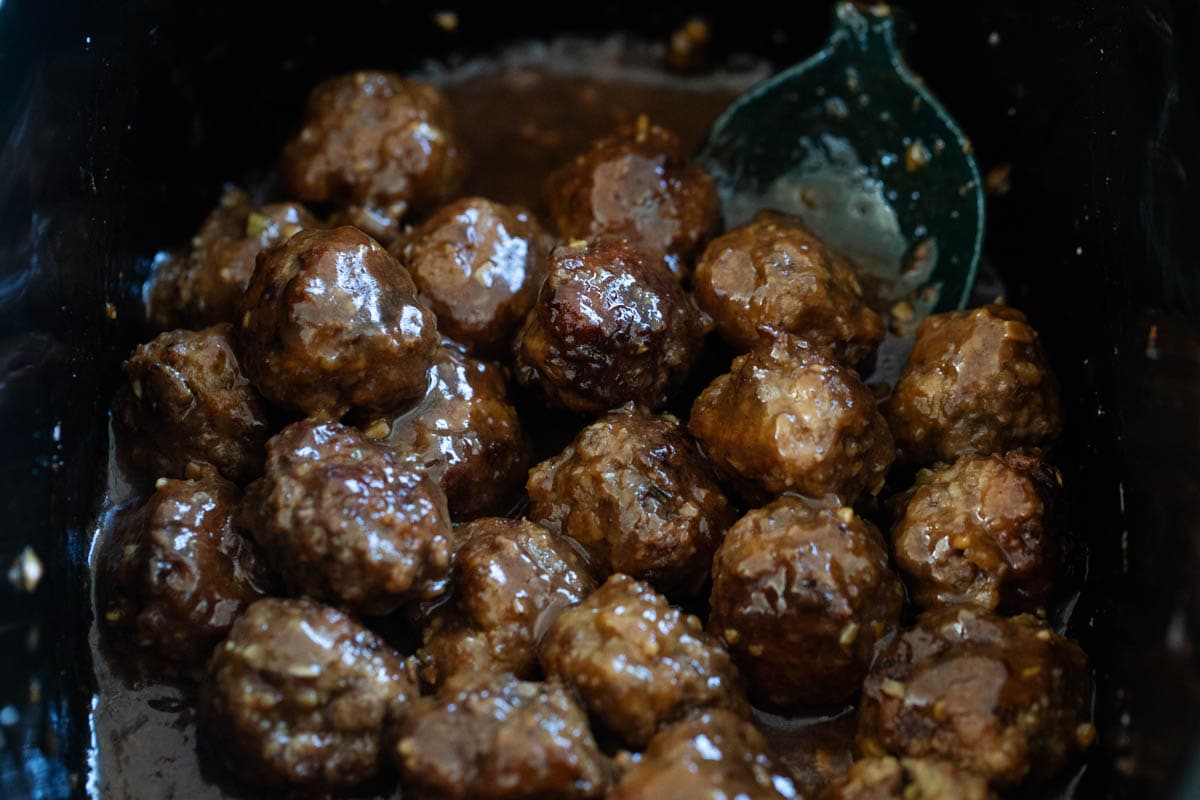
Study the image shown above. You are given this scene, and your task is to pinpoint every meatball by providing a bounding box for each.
[526,403,735,595]
[543,116,719,278]
[279,71,465,243]
[709,496,904,707]
[891,452,1062,612]
[513,237,712,414]
[610,710,797,799]
[419,517,596,684]
[147,186,319,330]
[394,672,609,799]
[395,197,554,356]
[200,597,417,791]
[241,419,452,615]
[115,323,270,484]
[96,466,273,674]
[820,757,994,800]
[362,344,531,521]
[689,333,895,503]
[692,210,885,365]
[885,305,1062,463]
[856,607,1094,786]
[238,226,439,419]
[539,573,747,748]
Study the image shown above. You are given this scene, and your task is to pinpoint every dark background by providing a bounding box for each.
[0,0,1197,797]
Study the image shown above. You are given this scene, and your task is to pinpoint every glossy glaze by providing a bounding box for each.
[527,402,735,595]
[238,226,439,419]
[241,419,452,615]
[709,496,905,708]
[689,332,895,503]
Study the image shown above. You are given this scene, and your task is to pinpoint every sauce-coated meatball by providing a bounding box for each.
[394,672,610,799]
[396,197,553,356]
[364,344,530,521]
[856,607,1094,786]
[527,403,735,595]
[610,709,798,799]
[709,496,904,707]
[891,451,1062,612]
[238,226,439,419]
[539,573,747,748]
[116,323,270,484]
[513,237,712,414]
[692,210,884,365]
[419,517,595,684]
[820,757,994,800]
[148,187,318,330]
[885,305,1061,463]
[544,116,719,278]
[200,597,417,791]
[97,466,273,674]
[279,71,465,243]
[689,334,895,503]
[241,419,452,615]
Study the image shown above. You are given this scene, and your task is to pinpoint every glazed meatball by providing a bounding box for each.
[394,672,610,799]
[856,607,1094,786]
[689,333,895,503]
[692,210,885,365]
[395,197,554,356]
[513,237,712,414]
[238,226,439,419]
[419,517,596,684]
[820,757,994,800]
[539,573,747,748]
[526,403,735,595]
[241,419,452,615]
[200,597,417,791]
[885,305,1062,463]
[279,71,465,243]
[611,710,797,800]
[891,451,1062,612]
[147,186,319,330]
[115,323,270,484]
[544,116,719,278]
[709,496,904,707]
[96,466,273,674]
[362,344,531,521]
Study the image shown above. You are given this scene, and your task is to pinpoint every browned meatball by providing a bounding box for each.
[709,496,904,707]
[692,210,885,365]
[241,419,452,615]
[513,237,712,414]
[820,757,994,800]
[689,334,895,503]
[885,305,1062,463]
[891,452,1062,612]
[96,466,273,674]
[539,573,747,748]
[395,197,553,356]
[362,344,531,521]
[526,403,735,595]
[610,709,798,799]
[419,517,596,684]
[279,71,465,243]
[200,597,417,791]
[147,186,319,330]
[856,607,1095,786]
[238,226,439,419]
[115,323,270,484]
[394,672,610,799]
[544,116,719,278]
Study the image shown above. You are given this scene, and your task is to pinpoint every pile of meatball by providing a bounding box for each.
[100,69,1094,799]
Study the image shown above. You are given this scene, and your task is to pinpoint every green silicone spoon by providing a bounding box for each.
[699,1,984,314]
